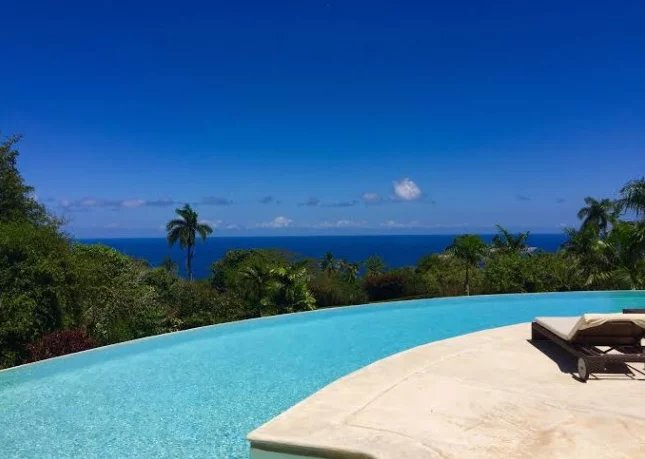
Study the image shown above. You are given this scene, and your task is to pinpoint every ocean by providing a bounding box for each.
[80,234,568,279]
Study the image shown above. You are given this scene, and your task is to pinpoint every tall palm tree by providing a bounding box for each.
[491,225,530,254]
[577,197,617,237]
[166,204,213,280]
[446,234,487,296]
[619,177,645,219]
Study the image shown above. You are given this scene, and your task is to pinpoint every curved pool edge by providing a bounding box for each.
[2,289,640,376]
[247,322,645,459]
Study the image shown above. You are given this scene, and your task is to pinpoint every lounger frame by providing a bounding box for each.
[531,320,645,381]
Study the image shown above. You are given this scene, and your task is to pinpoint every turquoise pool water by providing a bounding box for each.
[1,291,644,458]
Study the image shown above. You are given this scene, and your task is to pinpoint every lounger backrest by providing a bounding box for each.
[572,321,645,346]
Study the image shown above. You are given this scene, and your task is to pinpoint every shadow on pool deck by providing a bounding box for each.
[528,339,645,381]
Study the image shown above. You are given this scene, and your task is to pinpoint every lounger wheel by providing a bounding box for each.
[577,357,590,381]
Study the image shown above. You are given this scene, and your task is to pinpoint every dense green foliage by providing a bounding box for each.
[0,135,54,227]
[0,133,644,369]
[0,222,75,365]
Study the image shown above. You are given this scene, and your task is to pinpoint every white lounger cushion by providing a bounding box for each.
[536,314,645,342]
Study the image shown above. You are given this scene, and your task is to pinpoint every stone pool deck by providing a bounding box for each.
[248,323,645,459]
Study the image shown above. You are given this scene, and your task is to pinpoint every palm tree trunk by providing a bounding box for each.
[186,244,193,281]
[465,265,470,296]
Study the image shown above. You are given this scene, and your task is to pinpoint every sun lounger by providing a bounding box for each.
[531,314,645,381]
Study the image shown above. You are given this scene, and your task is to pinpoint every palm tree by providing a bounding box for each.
[240,265,272,316]
[561,226,601,257]
[267,263,316,313]
[577,197,617,237]
[561,226,605,285]
[446,234,487,295]
[595,221,645,289]
[166,204,213,280]
[619,177,645,219]
[339,260,360,283]
[320,251,338,274]
[364,255,386,275]
[491,225,530,254]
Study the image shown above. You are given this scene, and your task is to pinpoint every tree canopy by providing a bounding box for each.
[0,134,54,226]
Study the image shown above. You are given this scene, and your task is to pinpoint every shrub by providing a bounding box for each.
[309,272,368,307]
[264,265,316,314]
[71,244,170,345]
[483,252,586,294]
[482,253,526,293]
[363,272,407,301]
[26,329,97,362]
[394,267,429,298]
[418,254,478,297]
[0,222,75,368]
[210,249,290,292]
[171,280,236,328]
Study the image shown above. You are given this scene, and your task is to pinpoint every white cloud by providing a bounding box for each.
[202,219,223,228]
[314,219,367,228]
[393,178,422,201]
[381,220,421,228]
[259,216,293,228]
[201,219,240,231]
[362,192,382,204]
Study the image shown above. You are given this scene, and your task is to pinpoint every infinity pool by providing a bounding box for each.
[1,291,644,458]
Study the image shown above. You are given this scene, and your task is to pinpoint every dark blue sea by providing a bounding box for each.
[80,234,567,279]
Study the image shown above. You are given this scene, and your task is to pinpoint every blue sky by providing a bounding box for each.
[2,1,644,237]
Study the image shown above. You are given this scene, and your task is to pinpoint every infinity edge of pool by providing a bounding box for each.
[1,289,641,376]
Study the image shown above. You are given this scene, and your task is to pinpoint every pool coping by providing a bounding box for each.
[247,322,645,459]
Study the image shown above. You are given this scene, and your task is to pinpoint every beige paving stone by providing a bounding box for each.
[249,324,645,459]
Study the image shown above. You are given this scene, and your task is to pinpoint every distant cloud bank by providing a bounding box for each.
[259,216,293,228]
[59,197,178,211]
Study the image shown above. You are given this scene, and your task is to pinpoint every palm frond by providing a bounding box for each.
[166,218,186,231]
[166,226,185,247]
[196,223,213,240]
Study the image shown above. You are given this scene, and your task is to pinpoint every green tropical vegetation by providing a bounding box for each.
[0,133,644,369]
